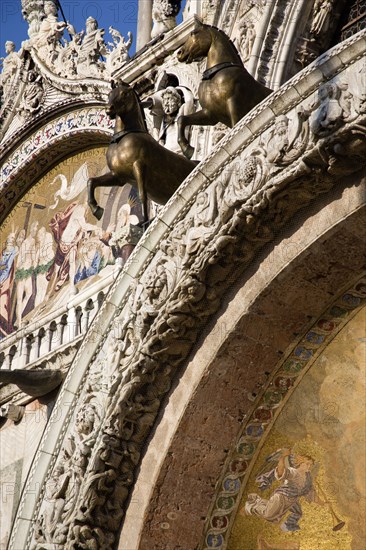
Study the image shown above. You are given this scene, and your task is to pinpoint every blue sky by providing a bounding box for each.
[0,0,143,58]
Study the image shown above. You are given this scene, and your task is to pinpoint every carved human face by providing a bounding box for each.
[44,1,57,17]
[5,41,15,54]
[162,91,181,115]
[86,18,98,33]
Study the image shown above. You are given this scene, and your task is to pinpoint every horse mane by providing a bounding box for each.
[130,86,149,132]
[113,80,149,132]
[204,23,243,65]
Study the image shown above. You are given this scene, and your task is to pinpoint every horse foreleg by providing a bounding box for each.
[178,109,218,159]
[132,160,149,224]
[87,172,122,220]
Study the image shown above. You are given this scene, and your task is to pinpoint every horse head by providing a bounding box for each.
[177,21,212,63]
[106,81,138,120]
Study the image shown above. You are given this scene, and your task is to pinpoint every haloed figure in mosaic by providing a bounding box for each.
[244,448,324,532]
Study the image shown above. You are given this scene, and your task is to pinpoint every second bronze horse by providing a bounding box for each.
[87,81,196,222]
[177,21,272,158]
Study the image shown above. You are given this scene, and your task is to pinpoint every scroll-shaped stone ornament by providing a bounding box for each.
[105,28,132,75]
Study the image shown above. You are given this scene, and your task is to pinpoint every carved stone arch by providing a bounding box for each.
[122,177,366,550]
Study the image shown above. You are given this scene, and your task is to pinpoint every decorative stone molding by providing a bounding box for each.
[8,30,366,550]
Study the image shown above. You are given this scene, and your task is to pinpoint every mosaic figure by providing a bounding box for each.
[244,448,323,532]
[0,232,18,337]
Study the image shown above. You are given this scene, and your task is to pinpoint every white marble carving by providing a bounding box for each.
[147,85,195,154]
[0,41,22,99]
[17,69,44,118]
[152,0,182,38]
[105,28,132,75]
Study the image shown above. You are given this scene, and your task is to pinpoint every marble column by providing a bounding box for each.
[136,0,153,51]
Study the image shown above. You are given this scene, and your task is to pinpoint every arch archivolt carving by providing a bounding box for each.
[8,32,366,550]
[123,186,366,550]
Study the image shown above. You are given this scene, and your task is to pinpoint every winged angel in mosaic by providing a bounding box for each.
[244,448,326,532]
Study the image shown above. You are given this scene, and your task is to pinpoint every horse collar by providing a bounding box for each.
[202,62,243,81]
[110,129,146,144]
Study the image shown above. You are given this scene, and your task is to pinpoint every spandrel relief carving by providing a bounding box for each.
[17,69,44,119]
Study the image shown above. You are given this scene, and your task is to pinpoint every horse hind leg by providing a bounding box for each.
[87,172,121,220]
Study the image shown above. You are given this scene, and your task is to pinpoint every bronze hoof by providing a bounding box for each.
[184,144,195,160]
[91,205,104,220]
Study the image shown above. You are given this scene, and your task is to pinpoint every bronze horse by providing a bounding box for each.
[177,21,272,158]
[87,82,196,222]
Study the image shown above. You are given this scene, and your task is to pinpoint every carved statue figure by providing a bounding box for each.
[310,0,334,37]
[152,0,182,38]
[87,81,196,223]
[237,20,256,62]
[31,0,67,64]
[77,17,107,78]
[310,82,344,137]
[176,21,272,157]
[266,115,290,163]
[147,85,195,154]
[105,27,132,74]
[0,41,21,98]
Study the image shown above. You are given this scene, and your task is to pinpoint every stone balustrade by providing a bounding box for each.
[0,266,119,400]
